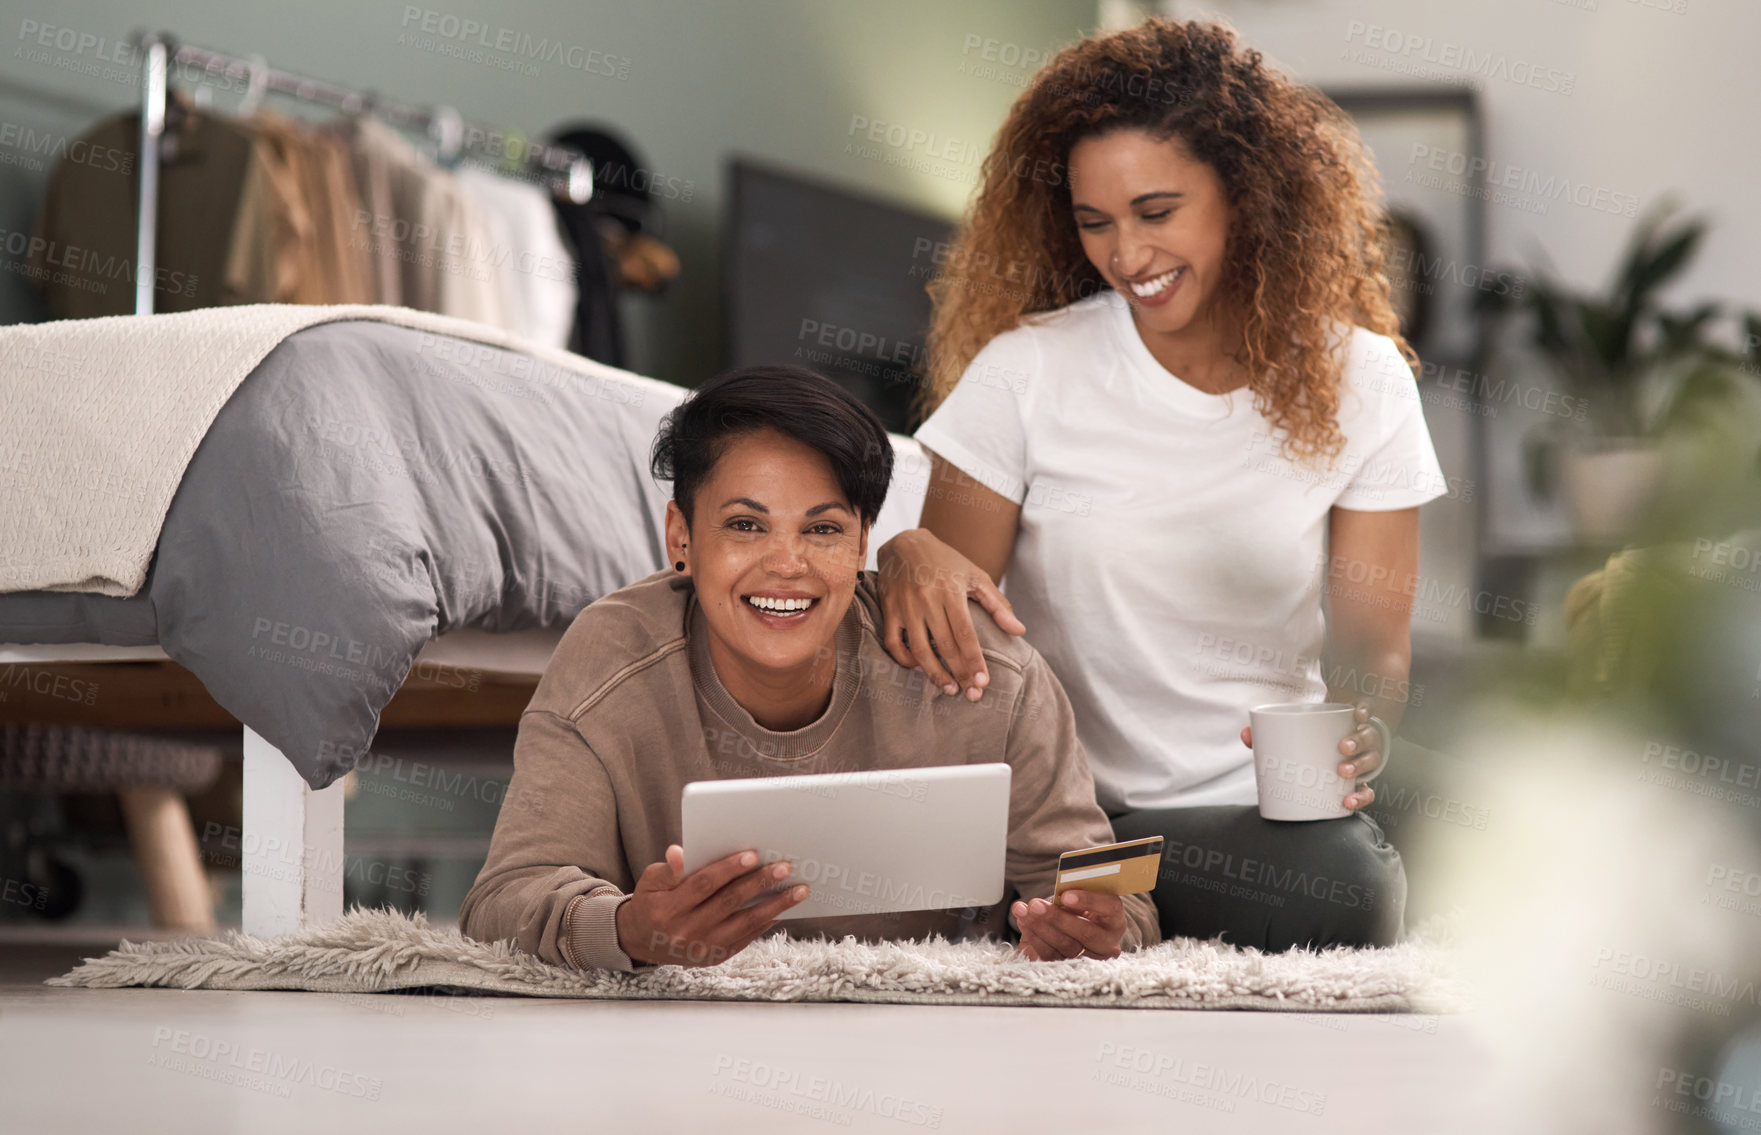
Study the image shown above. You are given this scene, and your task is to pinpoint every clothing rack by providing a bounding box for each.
[132,31,594,315]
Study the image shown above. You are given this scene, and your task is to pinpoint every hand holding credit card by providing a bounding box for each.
[1051,835,1163,900]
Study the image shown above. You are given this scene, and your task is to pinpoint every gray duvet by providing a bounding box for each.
[0,322,682,789]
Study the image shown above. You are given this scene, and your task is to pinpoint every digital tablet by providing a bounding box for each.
[681,763,1011,920]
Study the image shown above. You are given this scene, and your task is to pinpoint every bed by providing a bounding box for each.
[0,312,931,937]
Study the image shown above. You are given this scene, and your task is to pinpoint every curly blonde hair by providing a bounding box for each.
[920,18,1414,461]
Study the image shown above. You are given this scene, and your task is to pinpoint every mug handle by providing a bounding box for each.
[1354,715,1393,786]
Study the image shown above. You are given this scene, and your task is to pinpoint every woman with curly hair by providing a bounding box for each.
[878,18,1446,952]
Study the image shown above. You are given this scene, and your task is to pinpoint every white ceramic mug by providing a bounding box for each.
[1250,701,1392,821]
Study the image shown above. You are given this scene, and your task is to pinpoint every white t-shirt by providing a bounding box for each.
[456,166,579,350]
[914,291,1446,812]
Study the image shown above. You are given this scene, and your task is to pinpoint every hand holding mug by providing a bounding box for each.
[1333,703,1386,810]
[1242,701,1392,820]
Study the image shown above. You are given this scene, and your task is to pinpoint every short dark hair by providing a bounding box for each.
[650,365,893,526]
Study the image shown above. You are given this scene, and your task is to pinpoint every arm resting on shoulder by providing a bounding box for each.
[876,453,1027,695]
[916,452,1022,584]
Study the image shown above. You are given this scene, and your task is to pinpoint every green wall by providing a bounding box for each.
[0,0,1098,383]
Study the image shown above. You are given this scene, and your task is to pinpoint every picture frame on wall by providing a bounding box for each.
[1323,85,1503,638]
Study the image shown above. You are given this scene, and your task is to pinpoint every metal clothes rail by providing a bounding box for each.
[132,31,594,315]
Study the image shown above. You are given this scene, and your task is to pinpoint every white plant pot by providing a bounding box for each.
[1560,441,1663,542]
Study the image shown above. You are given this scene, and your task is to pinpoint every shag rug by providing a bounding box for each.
[47,905,1468,1013]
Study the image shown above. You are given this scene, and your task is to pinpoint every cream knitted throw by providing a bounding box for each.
[0,304,667,597]
[47,905,1468,1012]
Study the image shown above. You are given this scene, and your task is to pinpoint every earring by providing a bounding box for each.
[674,560,686,572]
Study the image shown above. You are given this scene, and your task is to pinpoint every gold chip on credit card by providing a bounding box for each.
[1051,835,1164,899]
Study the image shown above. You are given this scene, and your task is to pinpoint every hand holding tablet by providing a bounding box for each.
[616,844,810,968]
[664,766,1155,965]
[681,764,1012,921]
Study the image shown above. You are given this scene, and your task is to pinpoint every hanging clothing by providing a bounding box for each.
[31,96,264,318]
[35,94,555,325]
[332,116,402,306]
[248,112,375,305]
[306,130,376,304]
[32,99,378,317]
[224,111,316,305]
[545,126,676,367]
[455,166,578,349]
[334,117,505,326]
[551,204,625,367]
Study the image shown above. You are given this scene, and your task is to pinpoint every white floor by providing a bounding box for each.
[1,927,1496,1135]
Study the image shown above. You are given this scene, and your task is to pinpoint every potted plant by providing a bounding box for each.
[1478,200,1761,543]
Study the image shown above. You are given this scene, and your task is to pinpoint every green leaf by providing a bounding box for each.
[1527,281,1573,360]
[1577,299,1627,378]
[1627,219,1706,309]
[1614,199,1681,307]
[1657,302,1721,357]
[1522,426,1560,500]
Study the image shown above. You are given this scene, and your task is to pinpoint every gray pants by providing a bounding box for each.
[1106,737,1481,950]
[1108,804,1406,952]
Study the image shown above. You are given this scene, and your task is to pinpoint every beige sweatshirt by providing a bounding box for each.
[458,570,1161,970]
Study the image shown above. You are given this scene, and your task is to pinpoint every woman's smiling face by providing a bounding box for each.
[668,427,868,680]
[1067,128,1232,335]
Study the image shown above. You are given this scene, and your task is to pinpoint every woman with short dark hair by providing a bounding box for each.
[461,364,1159,969]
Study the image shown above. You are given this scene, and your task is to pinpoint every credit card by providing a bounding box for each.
[1051,835,1164,899]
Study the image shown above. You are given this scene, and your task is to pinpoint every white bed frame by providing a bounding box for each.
[0,629,560,937]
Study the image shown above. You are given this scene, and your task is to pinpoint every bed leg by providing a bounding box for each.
[242,725,344,938]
